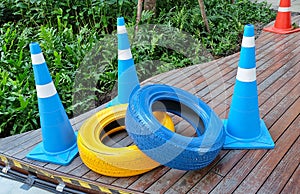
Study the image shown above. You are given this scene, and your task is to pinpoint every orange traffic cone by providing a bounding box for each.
[263,0,300,34]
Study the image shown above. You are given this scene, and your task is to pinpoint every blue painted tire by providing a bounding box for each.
[125,84,225,170]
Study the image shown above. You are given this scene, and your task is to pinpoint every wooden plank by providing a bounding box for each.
[145,169,186,194]
[258,47,300,92]
[198,35,299,111]
[111,175,140,188]
[210,97,300,194]
[256,32,299,66]
[234,116,300,193]
[164,150,228,194]
[0,129,41,153]
[187,172,223,194]
[128,166,170,192]
[257,137,300,194]
[104,131,130,147]
[68,163,91,177]
[112,135,133,148]
[281,164,300,194]
[263,83,300,128]
[260,72,300,117]
[149,64,202,87]
[258,67,300,107]
[228,33,297,70]
[178,60,234,92]
[96,175,118,185]
[256,33,297,66]
[82,170,102,181]
[255,37,293,67]
[0,130,32,148]
[225,33,299,86]
[5,134,42,157]
[163,170,208,194]
[256,34,300,76]
[148,52,237,91]
[264,87,300,139]
[13,144,39,161]
[56,157,83,174]
[211,150,247,177]
[210,48,299,120]
[44,163,61,171]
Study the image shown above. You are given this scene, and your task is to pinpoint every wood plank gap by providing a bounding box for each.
[233,116,300,193]
[164,150,229,194]
[209,97,300,194]
[257,136,300,194]
[280,164,300,194]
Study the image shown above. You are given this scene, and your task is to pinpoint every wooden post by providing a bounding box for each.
[197,0,210,33]
[136,0,143,32]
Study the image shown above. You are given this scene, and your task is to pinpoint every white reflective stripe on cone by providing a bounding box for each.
[117,25,127,34]
[236,67,256,82]
[118,48,133,60]
[31,53,45,65]
[278,7,290,12]
[241,36,255,48]
[36,81,57,98]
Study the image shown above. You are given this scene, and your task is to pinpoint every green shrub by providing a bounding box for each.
[0,22,99,136]
[154,0,276,56]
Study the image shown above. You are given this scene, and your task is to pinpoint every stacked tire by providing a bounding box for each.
[78,84,225,176]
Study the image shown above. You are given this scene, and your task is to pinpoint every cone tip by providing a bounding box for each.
[243,24,255,37]
[117,17,125,26]
[29,42,42,54]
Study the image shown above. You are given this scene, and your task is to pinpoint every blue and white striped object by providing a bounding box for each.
[223,24,274,149]
[107,17,140,107]
[26,42,78,165]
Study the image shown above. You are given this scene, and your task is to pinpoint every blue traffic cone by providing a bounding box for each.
[107,17,140,107]
[26,42,78,165]
[223,24,275,149]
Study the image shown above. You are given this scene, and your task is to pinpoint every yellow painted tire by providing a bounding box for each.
[77,104,175,177]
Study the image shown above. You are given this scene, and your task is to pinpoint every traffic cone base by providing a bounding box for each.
[26,132,78,165]
[263,25,300,34]
[223,119,275,149]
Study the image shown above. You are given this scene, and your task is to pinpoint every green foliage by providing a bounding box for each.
[0,0,276,137]
[0,21,100,136]
[0,0,137,33]
[155,0,276,56]
[0,23,36,136]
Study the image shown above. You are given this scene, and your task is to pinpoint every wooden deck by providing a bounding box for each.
[1,17,300,193]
